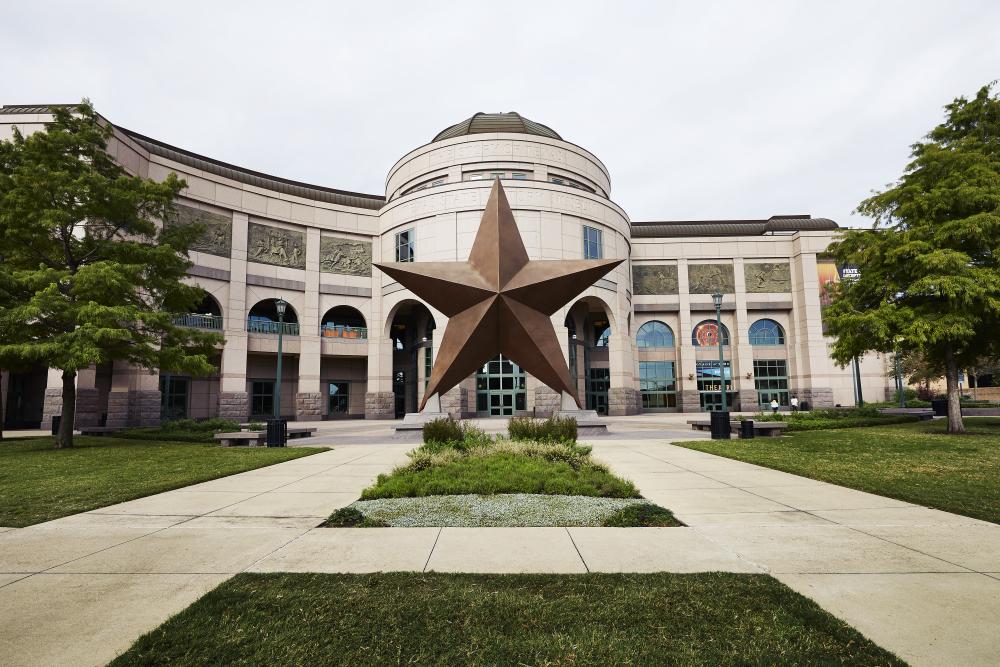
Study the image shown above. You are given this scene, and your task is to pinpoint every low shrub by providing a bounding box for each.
[508,416,577,443]
[423,417,464,444]
[160,418,240,433]
[602,503,683,527]
[750,406,919,431]
[109,417,242,443]
[321,506,388,528]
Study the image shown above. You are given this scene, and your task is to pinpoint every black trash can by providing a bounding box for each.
[50,415,61,436]
[931,399,947,417]
[740,419,755,439]
[266,418,288,447]
[710,410,731,440]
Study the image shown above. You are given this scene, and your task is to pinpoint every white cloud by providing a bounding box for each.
[2,0,997,227]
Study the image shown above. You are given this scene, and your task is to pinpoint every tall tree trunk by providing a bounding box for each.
[55,369,76,448]
[943,345,965,435]
[0,368,5,441]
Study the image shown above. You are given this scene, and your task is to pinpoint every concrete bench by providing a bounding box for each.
[214,431,265,447]
[687,419,789,437]
[79,426,124,436]
[878,408,935,420]
[287,427,317,439]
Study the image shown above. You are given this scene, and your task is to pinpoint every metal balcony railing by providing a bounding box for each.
[319,324,368,340]
[174,314,224,330]
[246,318,300,336]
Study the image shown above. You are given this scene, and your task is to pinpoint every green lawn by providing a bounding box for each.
[362,452,639,500]
[111,572,902,666]
[0,436,326,527]
[674,418,1000,523]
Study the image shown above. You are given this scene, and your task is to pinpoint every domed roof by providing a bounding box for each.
[433,112,562,142]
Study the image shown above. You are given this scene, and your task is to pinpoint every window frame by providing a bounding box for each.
[395,228,414,263]
[748,319,786,346]
[583,225,603,260]
[636,321,675,348]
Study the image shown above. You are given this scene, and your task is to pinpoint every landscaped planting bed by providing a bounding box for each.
[111,572,904,666]
[752,406,920,431]
[325,417,680,528]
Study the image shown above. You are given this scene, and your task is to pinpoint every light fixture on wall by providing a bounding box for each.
[746,372,753,380]
[688,373,695,380]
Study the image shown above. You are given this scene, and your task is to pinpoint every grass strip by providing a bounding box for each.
[111,572,904,666]
[0,436,326,527]
[674,418,1000,523]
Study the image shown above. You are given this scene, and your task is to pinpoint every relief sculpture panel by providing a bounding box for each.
[744,262,791,293]
[247,222,306,269]
[165,204,231,257]
[688,263,735,294]
[320,236,372,276]
[633,265,678,295]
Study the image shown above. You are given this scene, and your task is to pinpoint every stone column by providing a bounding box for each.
[105,361,160,428]
[296,227,323,421]
[790,246,835,408]
[40,367,63,431]
[732,258,758,411]
[365,236,395,419]
[219,212,250,421]
[74,366,101,427]
[676,260,700,412]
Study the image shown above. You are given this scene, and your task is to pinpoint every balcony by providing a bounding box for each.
[247,318,300,336]
[320,324,368,340]
[174,314,223,330]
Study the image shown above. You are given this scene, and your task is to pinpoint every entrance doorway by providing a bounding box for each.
[328,381,350,418]
[586,367,610,415]
[476,354,526,416]
[3,366,47,429]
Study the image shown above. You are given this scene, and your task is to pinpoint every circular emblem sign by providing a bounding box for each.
[694,322,720,346]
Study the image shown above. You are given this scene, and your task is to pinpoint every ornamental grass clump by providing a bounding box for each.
[508,416,578,443]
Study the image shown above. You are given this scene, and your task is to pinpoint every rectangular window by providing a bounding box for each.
[467,174,484,181]
[395,229,414,263]
[159,376,189,420]
[639,361,677,410]
[512,172,528,180]
[583,226,603,259]
[754,359,789,408]
[251,380,275,418]
[490,172,505,180]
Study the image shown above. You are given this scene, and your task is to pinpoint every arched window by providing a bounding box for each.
[691,320,730,346]
[595,326,611,347]
[637,321,675,348]
[248,299,299,335]
[320,306,367,339]
[749,319,785,346]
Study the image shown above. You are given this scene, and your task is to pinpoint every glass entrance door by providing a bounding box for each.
[476,354,526,416]
[328,381,349,418]
[586,368,610,415]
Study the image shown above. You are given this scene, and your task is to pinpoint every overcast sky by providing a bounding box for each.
[2,1,998,227]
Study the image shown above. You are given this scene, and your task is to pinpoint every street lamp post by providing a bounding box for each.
[713,292,728,412]
[274,298,287,419]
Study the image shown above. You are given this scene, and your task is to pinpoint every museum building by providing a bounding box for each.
[0,107,890,428]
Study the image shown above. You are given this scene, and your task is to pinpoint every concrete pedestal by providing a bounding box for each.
[553,408,609,436]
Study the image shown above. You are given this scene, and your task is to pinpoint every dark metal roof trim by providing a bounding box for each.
[631,216,838,238]
[433,112,562,142]
[1,105,386,211]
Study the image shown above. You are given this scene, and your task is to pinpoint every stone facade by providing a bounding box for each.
[608,387,640,416]
[41,387,62,430]
[295,392,323,421]
[440,387,471,418]
[218,391,250,421]
[799,387,835,410]
[365,391,395,420]
[74,388,101,427]
[680,389,702,413]
[106,390,161,428]
[532,386,561,418]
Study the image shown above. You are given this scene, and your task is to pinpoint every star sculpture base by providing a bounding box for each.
[375,179,623,418]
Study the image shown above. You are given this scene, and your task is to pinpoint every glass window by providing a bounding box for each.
[490,172,504,180]
[754,359,789,407]
[639,361,677,410]
[251,380,274,418]
[159,376,189,420]
[636,321,674,348]
[395,229,414,262]
[749,319,786,345]
[475,353,526,416]
[583,226,603,259]
[512,172,528,180]
[595,325,611,347]
[550,177,565,185]
[467,174,484,181]
[586,367,610,415]
[692,320,730,346]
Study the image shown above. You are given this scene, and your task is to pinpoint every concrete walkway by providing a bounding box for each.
[1,417,998,666]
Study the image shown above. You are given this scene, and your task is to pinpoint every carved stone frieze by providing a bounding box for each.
[633,264,678,295]
[688,263,735,294]
[744,262,791,293]
[320,236,372,276]
[247,222,306,269]
[165,204,232,257]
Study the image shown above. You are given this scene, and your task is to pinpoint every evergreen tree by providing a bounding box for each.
[0,102,222,447]
[825,84,1000,433]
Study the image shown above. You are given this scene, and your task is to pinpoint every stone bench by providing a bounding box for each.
[287,427,317,439]
[214,431,265,447]
[687,419,789,437]
[878,408,935,420]
[79,426,124,436]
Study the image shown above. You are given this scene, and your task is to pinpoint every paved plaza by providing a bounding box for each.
[1,414,998,666]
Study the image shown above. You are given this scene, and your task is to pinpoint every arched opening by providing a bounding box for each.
[320,306,367,339]
[387,300,436,417]
[568,297,614,415]
[749,319,785,346]
[636,321,674,348]
[248,299,299,336]
[691,319,730,346]
[175,291,223,330]
[691,319,736,411]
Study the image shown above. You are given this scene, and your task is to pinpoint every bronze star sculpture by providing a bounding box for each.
[375,180,623,412]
